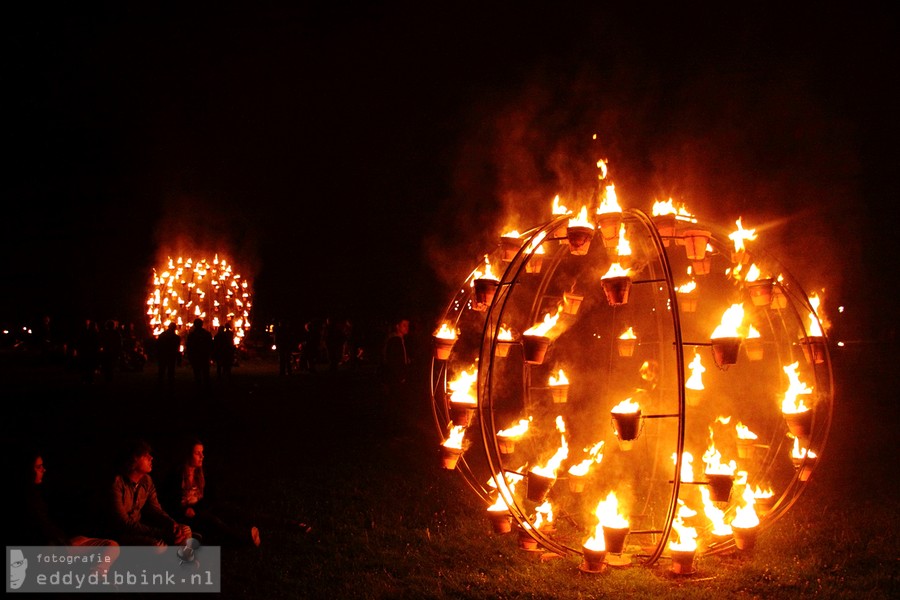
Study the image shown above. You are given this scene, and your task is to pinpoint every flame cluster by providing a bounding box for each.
[146,255,251,345]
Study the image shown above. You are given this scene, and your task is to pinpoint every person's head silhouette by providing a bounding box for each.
[10,548,27,589]
[193,318,203,329]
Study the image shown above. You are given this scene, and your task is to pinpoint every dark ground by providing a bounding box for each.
[2,339,898,597]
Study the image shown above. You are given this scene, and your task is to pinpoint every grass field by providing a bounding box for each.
[2,342,898,599]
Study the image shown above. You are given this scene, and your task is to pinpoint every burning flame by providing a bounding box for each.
[448,365,478,406]
[711,303,745,339]
[597,158,609,180]
[731,485,760,529]
[548,369,569,387]
[525,230,548,255]
[700,486,733,536]
[703,425,737,476]
[530,416,569,479]
[497,417,532,440]
[747,324,761,339]
[551,195,569,216]
[523,306,562,337]
[595,491,629,528]
[685,351,706,391]
[781,362,813,414]
[615,224,631,256]
[442,425,466,450]
[568,441,605,477]
[568,205,595,229]
[669,500,699,552]
[791,436,818,461]
[672,451,695,482]
[533,500,554,530]
[618,326,636,340]
[487,469,524,512]
[728,217,757,253]
[146,255,252,344]
[434,322,458,340]
[611,398,640,414]
[735,422,758,440]
[473,254,498,282]
[601,262,631,279]
[677,279,697,294]
[597,184,621,214]
[501,229,521,239]
[807,292,826,337]
[497,325,514,341]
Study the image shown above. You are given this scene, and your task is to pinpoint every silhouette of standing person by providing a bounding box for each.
[99,319,123,383]
[75,319,101,385]
[274,320,294,376]
[185,318,213,390]
[156,323,181,390]
[213,324,235,381]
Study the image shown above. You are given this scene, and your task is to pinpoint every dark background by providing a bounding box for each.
[5,3,898,341]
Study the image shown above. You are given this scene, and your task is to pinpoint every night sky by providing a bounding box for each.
[5,3,899,339]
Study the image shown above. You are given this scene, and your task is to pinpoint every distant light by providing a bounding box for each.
[837,341,845,347]
[838,306,845,313]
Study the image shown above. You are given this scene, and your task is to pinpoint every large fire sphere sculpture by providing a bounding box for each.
[430,185,833,574]
[146,255,252,346]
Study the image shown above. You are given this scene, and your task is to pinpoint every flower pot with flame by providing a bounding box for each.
[449,400,476,427]
[710,337,742,369]
[743,336,764,361]
[670,549,697,575]
[566,225,594,255]
[692,256,711,275]
[679,294,698,313]
[601,275,632,306]
[525,255,544,273]
[517,525,540,551]
[706,473,735,503]
[617,336,637,357]
[562,292,584,315]
[682,229,711,261]
[440,445,463,470]
[581,545,607,573]
[522,334,551,365]
[602,526,630,554]
[595,211,622,248]
[754,494,776,516]
[736,437,756,459]
[473,277,500,311]
[770,283,788,309]
[611,403,642,450]
[568,474,586,493]
[731,525,758,551]
[525,471,555,503]
[799,336,827,365]
[433,333,457,361]
[745,278,775,307]
[487,509,512,534]
[653,214,677,246]
[783,409,813,440]
[496,435,516,454]
[792,454,817,482]
[550,384,569,404]
[500,235,520,262]
[495,340,515,358]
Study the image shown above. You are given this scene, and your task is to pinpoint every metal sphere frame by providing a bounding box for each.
[430,207,833,567]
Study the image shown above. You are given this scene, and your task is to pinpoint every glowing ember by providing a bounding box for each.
[711,303,745,339]
[781,362,813,414]
[146,255,252,344]
[611,398,640,414]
